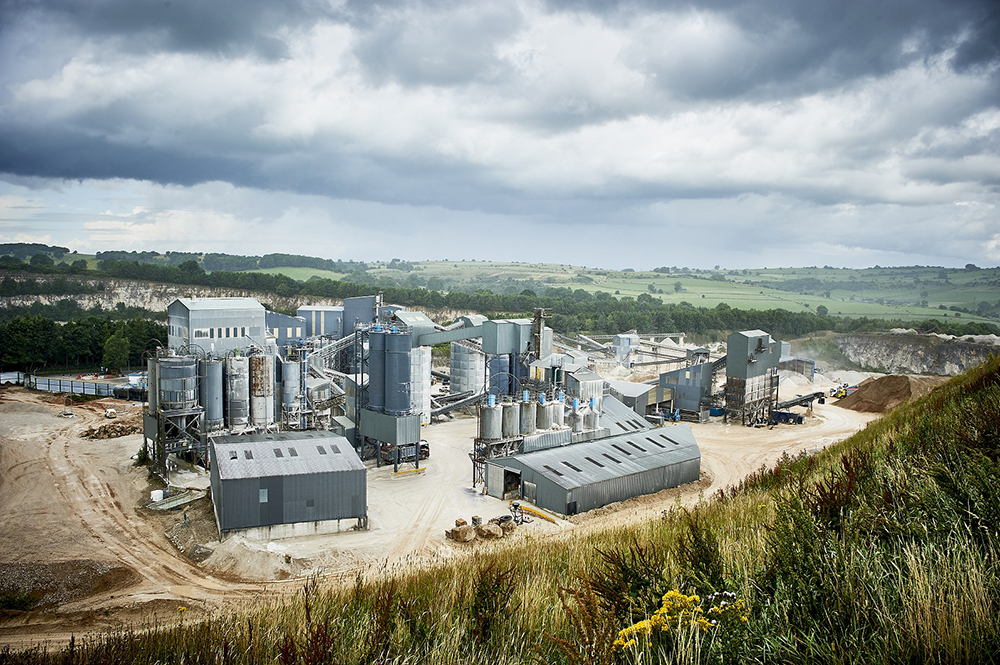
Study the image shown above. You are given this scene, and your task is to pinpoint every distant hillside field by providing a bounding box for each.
[2,243,997,324]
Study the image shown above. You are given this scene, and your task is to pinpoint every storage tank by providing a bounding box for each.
[451,342,486,394]
[569,399,583,432]
[519,398,536,435]
[501,401,518,438]
[249,354,275,427]
[147,357,158,413]
[281,357,300,411]
[385,330,412,416]
[225,356,250,428]
[585,397,601,430]
[482,403,502,441]
[368,328,386,412]
[551,401,564,428]
[410,345,432,425]
[537,401,553,430]
[199,358,224,431]
[158,356,198,410]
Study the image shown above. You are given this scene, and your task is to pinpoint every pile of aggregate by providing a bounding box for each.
[838,375,946,413]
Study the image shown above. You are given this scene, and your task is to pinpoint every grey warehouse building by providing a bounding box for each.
[210,430,367,539]
[167,297,266,356]
[486,425,701,515]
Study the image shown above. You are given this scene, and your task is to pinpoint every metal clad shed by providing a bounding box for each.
[167,297,266,355]
[210,431,366,538]
[486,424,700,515]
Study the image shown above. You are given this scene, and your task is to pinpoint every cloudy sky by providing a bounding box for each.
[1,0,998,269]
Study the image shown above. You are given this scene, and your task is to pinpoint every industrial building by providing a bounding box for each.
[167,297,266,355]
[209,430,366,539]
[606,379,673,417]
[485,424,701,515]
[660,363,717,413]
[724,330,780,425]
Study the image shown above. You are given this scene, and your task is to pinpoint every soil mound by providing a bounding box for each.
[838,375,945,413]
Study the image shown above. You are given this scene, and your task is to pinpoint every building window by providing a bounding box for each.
[288,447,298,457]
[259,488,268,503]
[241,327,246,337]
[225,328,231,338]
[274,448,284,458]
[218,328,223,339]
[210,328,215,338]
[296,327,302,337]
[194,328,210,339]
[244,450,253,460]
[286,327,293,338]
[228,450,237,460]
[317,445,327,455]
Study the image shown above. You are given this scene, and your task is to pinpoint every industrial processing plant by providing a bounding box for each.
[140,293,817,537]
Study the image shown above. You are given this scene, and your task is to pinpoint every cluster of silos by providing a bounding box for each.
[481,392,602,441]
[567,397,601,433]
[450,342,486,394]
[367,326,412,417]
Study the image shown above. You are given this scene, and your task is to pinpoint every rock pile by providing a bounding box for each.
[82,422,142,439]
[445,516,516,543]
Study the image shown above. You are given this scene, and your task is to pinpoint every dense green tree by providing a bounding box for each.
[102,331,130,374]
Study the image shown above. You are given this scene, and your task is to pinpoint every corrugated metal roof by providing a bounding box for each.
[213,431,363,480]
[607,380,656,398]
[495,424,699,491]
[175,297,264,311]
[298,305,344,312]
[568,368,602,382]
[601,395,652,435]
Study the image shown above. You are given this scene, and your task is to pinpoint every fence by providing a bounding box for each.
[26,376,117,397]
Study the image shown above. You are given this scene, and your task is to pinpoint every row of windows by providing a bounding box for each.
[193,326,248,340]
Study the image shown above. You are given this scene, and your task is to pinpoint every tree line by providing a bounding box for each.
[0,316,166,373]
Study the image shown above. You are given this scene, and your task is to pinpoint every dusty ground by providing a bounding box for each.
[0,370,880,648]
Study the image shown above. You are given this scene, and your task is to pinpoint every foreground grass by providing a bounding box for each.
[4,355,1000,664]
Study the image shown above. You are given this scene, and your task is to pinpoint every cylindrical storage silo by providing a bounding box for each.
[385,331,412,416]
[502,402,518,438]
[482,404,502,441]
[537,402,553,430]
[147,357,158,412]
[551,401,564,428]
[519,400,536,435]
[584,407,599,430]
[281,358,300,410]
[199,358,224,431]
[225,356,250,428]
[158,356,198,410]
[249,355,275,427]
[570,409,584,432]
[368,329,386,412]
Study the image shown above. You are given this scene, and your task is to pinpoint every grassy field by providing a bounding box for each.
[237,266,349,282]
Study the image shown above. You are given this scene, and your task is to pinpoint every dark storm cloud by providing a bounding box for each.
[0,0,332,58]
[549,0,1000,99]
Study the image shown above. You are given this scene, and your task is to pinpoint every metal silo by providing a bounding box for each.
[551,401,564,428]
[281,357,300,411]
[502,402,518,438]
[199,358,224,431]
[368,328,386,412]
[482,404,502,441]
[158,356,198,410]
[537,399,553,430]
[385,330,412,416]
[519,397,536,435]
[225,356,250,429]
[250,354,275,427]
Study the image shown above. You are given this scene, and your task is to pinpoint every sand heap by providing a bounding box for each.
[838,375,946,413]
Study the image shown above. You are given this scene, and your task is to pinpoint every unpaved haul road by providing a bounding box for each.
[0,387,878,649]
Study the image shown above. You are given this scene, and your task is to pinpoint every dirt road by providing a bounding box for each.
[0,383,877,648]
